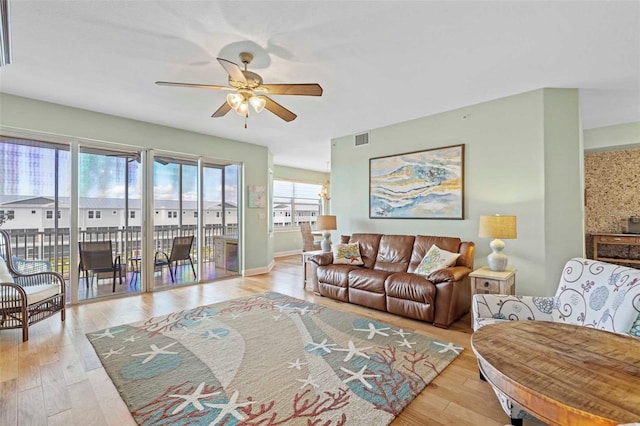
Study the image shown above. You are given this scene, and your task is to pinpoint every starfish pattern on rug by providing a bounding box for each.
[286,358,307,370]
[340,366,380,389]
[88,292,463,426]
[295,306,311,315]
[132,342,179,364]
[169,382,220,414]
[102,347,126,358]
[396,338,417,349]
[201,329,228,340]
[90,328,123,340]
[274,303,290,312]
[203,390,254,425]
[306,339,337,354]
[296,374,320,389]
[392,328,411,337]
[353,322,390,339]
[333,340,371,362]
[433,341,463,355]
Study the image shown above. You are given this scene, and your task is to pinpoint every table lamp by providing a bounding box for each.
[316,215,337,252]
[479,215,517,271]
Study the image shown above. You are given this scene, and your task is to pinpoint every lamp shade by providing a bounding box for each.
[479,215,517,239]
[316,215,337,231]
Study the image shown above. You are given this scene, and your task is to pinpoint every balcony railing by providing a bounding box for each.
[4,224,238,278]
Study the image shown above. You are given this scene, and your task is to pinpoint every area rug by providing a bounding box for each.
[87,292,462,425]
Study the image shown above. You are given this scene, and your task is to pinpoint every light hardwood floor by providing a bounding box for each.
[1,255,526,426]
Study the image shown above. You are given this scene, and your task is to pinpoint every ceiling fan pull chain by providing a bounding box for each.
[244,113,248,129]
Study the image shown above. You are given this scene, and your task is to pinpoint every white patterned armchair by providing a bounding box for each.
[472,257,640,425]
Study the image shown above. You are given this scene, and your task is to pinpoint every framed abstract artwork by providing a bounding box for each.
[369,144,464,219]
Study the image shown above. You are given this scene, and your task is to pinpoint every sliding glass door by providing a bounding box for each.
[0,137,71,298]
[77,147,142,300]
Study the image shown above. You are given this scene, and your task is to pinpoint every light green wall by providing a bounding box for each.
[331,88,584,296]
[272,165,329,255]
[583,122,640,152]
[0,93,272,272]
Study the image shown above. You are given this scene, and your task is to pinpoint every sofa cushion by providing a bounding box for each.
[349,269,392,294]
[553,258,640,334]
[373,235,415,273]
[332,243,364,265]
[415,245,460,276]
[0,257,14,283]
[348,234,382,269]
[408,236,462,273]
[317,264,360,287]
[384,272,436,304]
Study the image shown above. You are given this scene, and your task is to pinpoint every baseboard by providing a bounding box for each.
[274,250,301,258]
[244,259,276,276]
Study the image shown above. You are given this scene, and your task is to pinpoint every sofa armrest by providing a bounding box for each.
[428,266,471,283]
[472,294,555,330]
[308,252,333,266]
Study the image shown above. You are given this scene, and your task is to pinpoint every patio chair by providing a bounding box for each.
[0,230,65,342]
[154,235,196,283]
[78,240,123,292]
[300,222,321,252]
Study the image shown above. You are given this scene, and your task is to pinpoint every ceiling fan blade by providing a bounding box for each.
[212,102,232,118]
[155,81,232,90]
[263,96,297,122]
[260,84,323,96]
[216,58,247,83]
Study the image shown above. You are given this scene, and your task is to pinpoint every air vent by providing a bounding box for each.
[355,132,369,146]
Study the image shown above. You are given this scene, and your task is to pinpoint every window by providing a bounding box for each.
[95,211,101,219]
[193,212,198,218]
[88,210,94,219]
[31,210,36,214]
[88,210,101,219]
[273,180,322,228]
[167,211,172,219]
[7,210,14,220]
[46,210,53,219]
[130,211,136,219]
[112,210,117,215]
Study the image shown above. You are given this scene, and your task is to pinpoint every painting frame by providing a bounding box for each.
[369,144,465,219]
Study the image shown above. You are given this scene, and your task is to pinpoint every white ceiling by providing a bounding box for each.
[1,1,639,172]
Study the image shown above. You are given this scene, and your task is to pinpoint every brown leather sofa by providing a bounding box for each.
[308,233,475,328]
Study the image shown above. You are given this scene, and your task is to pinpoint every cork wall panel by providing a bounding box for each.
[584,148,640,262]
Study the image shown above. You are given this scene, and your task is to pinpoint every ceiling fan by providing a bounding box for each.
[156,52,323,127]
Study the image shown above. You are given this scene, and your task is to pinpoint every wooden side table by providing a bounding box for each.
[302,250,324,290]
[469,266,515,295]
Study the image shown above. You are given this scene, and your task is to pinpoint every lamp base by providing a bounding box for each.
[487,238,508,272]
[321,231,332,252]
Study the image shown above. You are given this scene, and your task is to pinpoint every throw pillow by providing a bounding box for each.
[332,243,364,265]
[0,257,14,283]
[415,245,460,276]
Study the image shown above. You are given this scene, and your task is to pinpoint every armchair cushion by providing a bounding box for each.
[0,257,13,283]
[472,294,554,331]
[552,258,640,334]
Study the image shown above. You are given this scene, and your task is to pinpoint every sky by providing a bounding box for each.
[0,141,238,202]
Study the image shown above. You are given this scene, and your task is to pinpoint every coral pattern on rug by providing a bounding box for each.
[87,292,462,425]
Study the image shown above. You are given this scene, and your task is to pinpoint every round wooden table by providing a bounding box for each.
[471,321,640,426]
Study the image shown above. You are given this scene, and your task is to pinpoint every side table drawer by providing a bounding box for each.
[474,278,501,293]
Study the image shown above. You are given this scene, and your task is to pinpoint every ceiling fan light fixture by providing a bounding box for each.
[235,101,249,117]
[249,96,266,113]
[226,93,244,110]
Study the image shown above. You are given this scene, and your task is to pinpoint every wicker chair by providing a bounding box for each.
[300,222,321,252]
[0,230,66,342]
